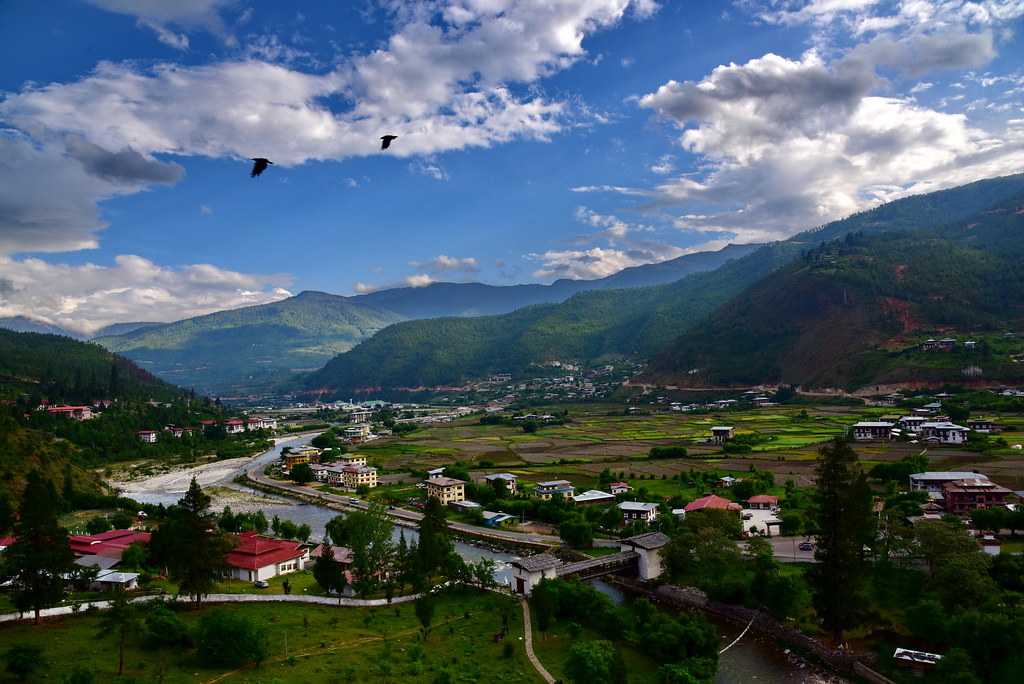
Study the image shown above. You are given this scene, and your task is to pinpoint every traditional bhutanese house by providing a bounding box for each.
[920,421,970,444]
[225,532,309,582]
[910,471,989,493]
[710,426,734,445]
[224,418,246,434]
[941,478,1012,515]
[68,529,151,559]
[967,418,999,433]
[851,421,895,441]
[684,494,742,514]
[533,480,575,500]
[137,430,158,443]
[283,448,318,471]
[47,405,93,421]
[484,473,519,495]
[608,482,631,495]
[618,501,659,524]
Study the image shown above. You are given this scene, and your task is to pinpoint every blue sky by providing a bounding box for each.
[1,1,1023,333]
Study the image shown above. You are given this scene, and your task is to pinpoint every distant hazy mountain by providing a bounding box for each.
[351,243,760,318]
[90,321,163,338]
[0,316,83,339]
[94,243,758,394]
[95,291,403,395]
[307,173,1024,396]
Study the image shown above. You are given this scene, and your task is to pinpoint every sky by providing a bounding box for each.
[1,0,1023,335]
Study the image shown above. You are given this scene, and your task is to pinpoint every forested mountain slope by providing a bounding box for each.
[306,173,1024,396]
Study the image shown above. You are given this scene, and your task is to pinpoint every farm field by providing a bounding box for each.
[353,403,1024,492]
[0,590,537,683]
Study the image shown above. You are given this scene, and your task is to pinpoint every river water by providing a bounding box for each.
[119,434,844,683]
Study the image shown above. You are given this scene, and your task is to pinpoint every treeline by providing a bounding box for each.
[0,329,182,402]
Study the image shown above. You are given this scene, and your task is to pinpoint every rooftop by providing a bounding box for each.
[225,532,306,570]
[572,490,616,504]
[484,473,518,481]
[511,553,561,573]
[618,501,658,512]
[911,471,988,481]
[621,531,669,550]
[685,494,741,512]
[425,476,465,487]
[536,480,572,488]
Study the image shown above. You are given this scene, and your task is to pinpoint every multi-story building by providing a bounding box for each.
[425,476,466,505]
[618,501,659,524]
[852,421,895,441]
[941,478,1012,515]
[340,465,378,490]
[533,480,575,500]
[484,473,518,495]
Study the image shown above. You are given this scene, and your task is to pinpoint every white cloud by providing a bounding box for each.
[404,273,435,288]
[409,159,450,181]
[621,56,635,67]
[410,254,480,275]
[199,204,213,215]
[910,81,934,93]
[650,154,675,174]
[84,0,236,48]
[0,1,656,256]
[0,254,291,335]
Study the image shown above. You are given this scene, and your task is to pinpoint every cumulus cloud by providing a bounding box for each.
[650,154,675,174]
[0,1,656,257]
[409,159,450,181]
[0,254,291,335]
[756,0,1024,31]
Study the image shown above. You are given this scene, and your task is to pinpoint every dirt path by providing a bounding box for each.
[521,598,556,684]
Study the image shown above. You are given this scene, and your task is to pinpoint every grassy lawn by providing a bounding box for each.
[1001,540,1024,554]
[0,590,540,683]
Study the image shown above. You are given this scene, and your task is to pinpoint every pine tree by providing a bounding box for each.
[810,438,873,643]
[6,471,78,623]
[415,497,454,589]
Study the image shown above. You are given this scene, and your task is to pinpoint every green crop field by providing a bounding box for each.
[0,590,538,683]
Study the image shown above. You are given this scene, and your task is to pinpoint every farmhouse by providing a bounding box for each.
[163,425,192,438]
[967,418,999,433]
[425,476,466,504]
[684,494,742,514]
[618,501,658,524]
[910,471,990,494]
[483,473,518,495]
[852,421,895,441]
[710,426,734,445]
[920,421,969,444]
[246,416,277,431]
[608,482,631,495]
[534,480,575,500]
[137,430,158,444]
[225,532,309,583]
[572,490,616,507]
[897,416,929,432]
[746,494,779,510]
[224,419,246,434]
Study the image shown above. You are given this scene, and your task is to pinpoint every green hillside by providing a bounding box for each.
[645,197,1024,389]
[305,173,1024,396]
[96,291,403,395]
[0,329,182,402]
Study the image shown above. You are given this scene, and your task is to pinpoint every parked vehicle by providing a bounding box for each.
[254,580,270,589]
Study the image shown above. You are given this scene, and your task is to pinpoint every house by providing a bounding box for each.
[163,425,192,438]
[967,418,999,433]
[484,473,518,495]
[618,501,658,524]
[69,530,151,559]
[752,396,773,407]
[852,421,895,441]
[716,476,738,488]
[608,482,631,495]
[897,416,929,432]
[46,405,93,421]
[510,553,560,596]
[684,494,742,514]
[922,402,943,413]
[449,500,482,513]
[711,426,734,445]
[340,465,378,490]
[572,490,616,507]
[534,480,575,500]
[246,416,277,431]
[619,531,669,580]
[921,338,956,352]
[425,476,466,504]
[225,532,309,582]
[137,430,158,444]
[920,421,969,445]
[941,478,1012,515]
[910,471,990,494]
[282,449,316,471]
[747,494,779,510]
[349,409,373,424]
[224,419,246,434]
[338,454,368,467]
[312,463,346,486]
[91,570,140,591]
[344,424,373,442]
[893,649,942,672]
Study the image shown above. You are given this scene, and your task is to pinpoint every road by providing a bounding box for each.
[738,536,817,563]
[245,464,562,549]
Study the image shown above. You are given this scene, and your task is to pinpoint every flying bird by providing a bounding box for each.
[380,135,398,150]
[250,158,273,177]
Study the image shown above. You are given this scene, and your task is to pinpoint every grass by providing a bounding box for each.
[0,589,539,683]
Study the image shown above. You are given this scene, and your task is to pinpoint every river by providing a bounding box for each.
[117,434,845,683]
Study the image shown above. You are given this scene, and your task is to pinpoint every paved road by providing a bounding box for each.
[738,536,817,563]
[246,466,562,549]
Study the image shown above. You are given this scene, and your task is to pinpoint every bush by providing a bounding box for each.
[4,644,43,681]
[649,446,688,459]
[196,610,269,667]
[144,604,193,649]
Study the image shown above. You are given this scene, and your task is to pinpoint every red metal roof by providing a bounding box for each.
[684,494,741,512]
[747,495,779,504]
[225,533,306,571]
[68,529,151,558]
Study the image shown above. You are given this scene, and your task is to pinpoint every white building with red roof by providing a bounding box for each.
[47,405,93,421]
[746,495,779,510]
[224,419,246,434]
[684,494,742,514]
[68,529,151,559]
[137,430,158,443]
[225,532,309,583]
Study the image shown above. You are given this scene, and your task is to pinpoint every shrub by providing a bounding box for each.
[144,604,192,648]
[195,610,269,667]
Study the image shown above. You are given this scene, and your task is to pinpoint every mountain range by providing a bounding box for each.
[90,243,757,394]
[306,173,1024,396]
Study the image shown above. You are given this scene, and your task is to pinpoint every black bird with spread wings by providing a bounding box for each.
[250,158,273,177]
[380,135,398,150]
